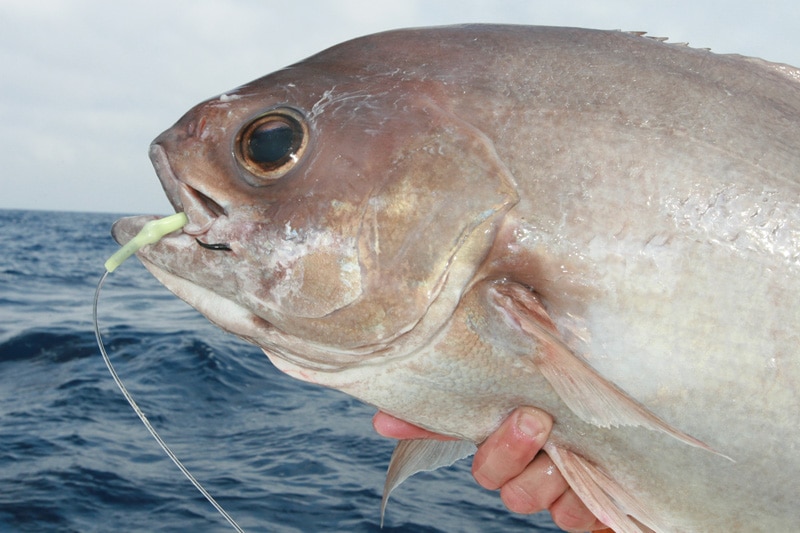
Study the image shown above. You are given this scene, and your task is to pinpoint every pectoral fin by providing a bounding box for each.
[493,282,729,459]
[381,439,477,525]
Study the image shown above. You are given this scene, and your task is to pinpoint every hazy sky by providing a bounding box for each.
[2,0,798,214]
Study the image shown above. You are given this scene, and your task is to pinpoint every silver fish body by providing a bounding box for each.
[113,26,800,531]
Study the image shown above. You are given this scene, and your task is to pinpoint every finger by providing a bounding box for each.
[550,488,607,532]
[498,452,568,514]
[372,411,456,440]
[472,406,553,490]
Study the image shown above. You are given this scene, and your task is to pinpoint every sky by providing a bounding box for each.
[1,0,798,215]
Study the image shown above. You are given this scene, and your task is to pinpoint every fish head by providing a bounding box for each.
[113,40,518,370]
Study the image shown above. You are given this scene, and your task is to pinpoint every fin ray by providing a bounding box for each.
[381,439,476,525]
[546,442,664,533]
[494,282,730,460]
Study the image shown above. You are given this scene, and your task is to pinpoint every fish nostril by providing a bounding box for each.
[186,116,208,139]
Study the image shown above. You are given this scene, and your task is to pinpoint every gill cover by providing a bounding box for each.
[260,95,520,350]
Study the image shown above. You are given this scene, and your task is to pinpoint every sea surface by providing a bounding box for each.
[0,209,560,532]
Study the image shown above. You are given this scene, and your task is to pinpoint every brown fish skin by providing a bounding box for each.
[112,25,800,531]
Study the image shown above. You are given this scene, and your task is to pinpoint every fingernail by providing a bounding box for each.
[516,410,544,439]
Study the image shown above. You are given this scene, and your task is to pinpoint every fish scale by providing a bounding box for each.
[111,25,800,531]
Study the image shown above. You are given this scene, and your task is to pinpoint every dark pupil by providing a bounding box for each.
[248,121,295,164]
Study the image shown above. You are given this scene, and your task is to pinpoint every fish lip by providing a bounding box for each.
[149,143,225,236]
[111,214,158,246]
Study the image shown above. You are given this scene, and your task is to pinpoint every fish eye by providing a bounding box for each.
[235,108,308,182]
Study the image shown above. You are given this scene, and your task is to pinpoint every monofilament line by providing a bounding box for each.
[93,271,245,533]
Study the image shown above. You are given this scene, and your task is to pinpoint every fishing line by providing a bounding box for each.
[93,213,244,533]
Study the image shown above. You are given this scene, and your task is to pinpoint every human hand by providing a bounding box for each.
[372,407,607,532]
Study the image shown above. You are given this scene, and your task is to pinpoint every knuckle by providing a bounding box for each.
[551,504,595,532]
[471,450,502,490]
[499,482,547,515]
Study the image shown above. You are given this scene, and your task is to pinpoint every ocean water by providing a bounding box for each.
[0,209,560,532]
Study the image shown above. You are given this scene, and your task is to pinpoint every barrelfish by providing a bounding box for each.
[112,25,800,532]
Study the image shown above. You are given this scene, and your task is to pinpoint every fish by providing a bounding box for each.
[111,25,800,532]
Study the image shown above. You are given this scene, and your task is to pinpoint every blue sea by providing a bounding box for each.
[0,209,559,532]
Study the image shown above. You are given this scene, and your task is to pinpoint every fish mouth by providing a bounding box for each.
[149,143,227,239]
[111,144,230,250]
